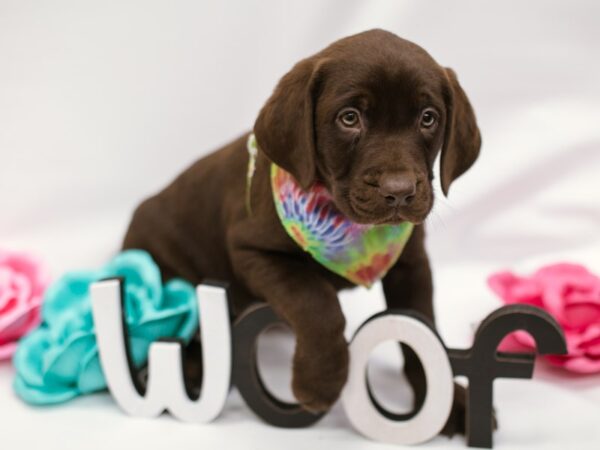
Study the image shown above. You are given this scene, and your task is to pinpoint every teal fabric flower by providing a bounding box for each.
[13,250,198,405]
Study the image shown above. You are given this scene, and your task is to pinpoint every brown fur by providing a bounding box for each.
[122,29,481,434]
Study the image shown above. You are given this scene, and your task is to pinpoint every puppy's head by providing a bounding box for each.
[254,29,481,225]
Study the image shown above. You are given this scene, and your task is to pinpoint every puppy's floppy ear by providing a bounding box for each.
[440,68,482,196]
[254,56,325,190]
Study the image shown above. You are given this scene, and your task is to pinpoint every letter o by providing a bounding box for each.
[232,304,324,428]
[341,312,454,445]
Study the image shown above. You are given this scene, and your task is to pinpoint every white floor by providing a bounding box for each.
[1,279,600,450]
[2,1,600,448]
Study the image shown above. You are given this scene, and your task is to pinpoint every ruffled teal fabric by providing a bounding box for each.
[13,250,198,405]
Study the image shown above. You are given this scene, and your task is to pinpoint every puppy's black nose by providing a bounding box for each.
[378,173,416,207]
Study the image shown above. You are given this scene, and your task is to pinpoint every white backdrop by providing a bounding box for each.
[1,1,600,449]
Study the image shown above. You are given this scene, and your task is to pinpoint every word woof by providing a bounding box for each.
[90,279,567,449]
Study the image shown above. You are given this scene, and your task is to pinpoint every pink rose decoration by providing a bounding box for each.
[0,250,50,360]
[488,263,600,374]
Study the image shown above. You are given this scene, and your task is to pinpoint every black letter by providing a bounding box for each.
[448,305,567,448]
[232,303,324,427]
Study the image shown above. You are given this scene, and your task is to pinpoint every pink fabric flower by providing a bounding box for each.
[488,263,600,374]
[0,250,50,360]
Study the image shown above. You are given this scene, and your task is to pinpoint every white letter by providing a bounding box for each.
[341,313,453,445]
[91,279,231,422]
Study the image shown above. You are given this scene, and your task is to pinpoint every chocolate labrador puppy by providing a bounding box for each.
[123,29,481,434]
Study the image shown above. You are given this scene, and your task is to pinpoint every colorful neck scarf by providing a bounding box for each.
[247,134,413,288]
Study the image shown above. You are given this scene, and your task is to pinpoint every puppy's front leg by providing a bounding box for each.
[232,250,348,413]
[382,225,468,436]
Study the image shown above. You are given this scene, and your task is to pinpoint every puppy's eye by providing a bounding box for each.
[338,109,360,128]
[420,108,438,129]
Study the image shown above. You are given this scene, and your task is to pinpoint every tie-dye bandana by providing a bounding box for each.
[247,133,414,288]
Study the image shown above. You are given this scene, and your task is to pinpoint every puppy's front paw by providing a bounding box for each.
[440,383,498,437]
[291,338,349,413]
[441,383,467,437]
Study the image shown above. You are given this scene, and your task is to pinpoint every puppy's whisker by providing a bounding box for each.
[428,210,447,232]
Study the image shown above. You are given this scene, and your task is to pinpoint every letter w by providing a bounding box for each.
[91,279,231,422]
